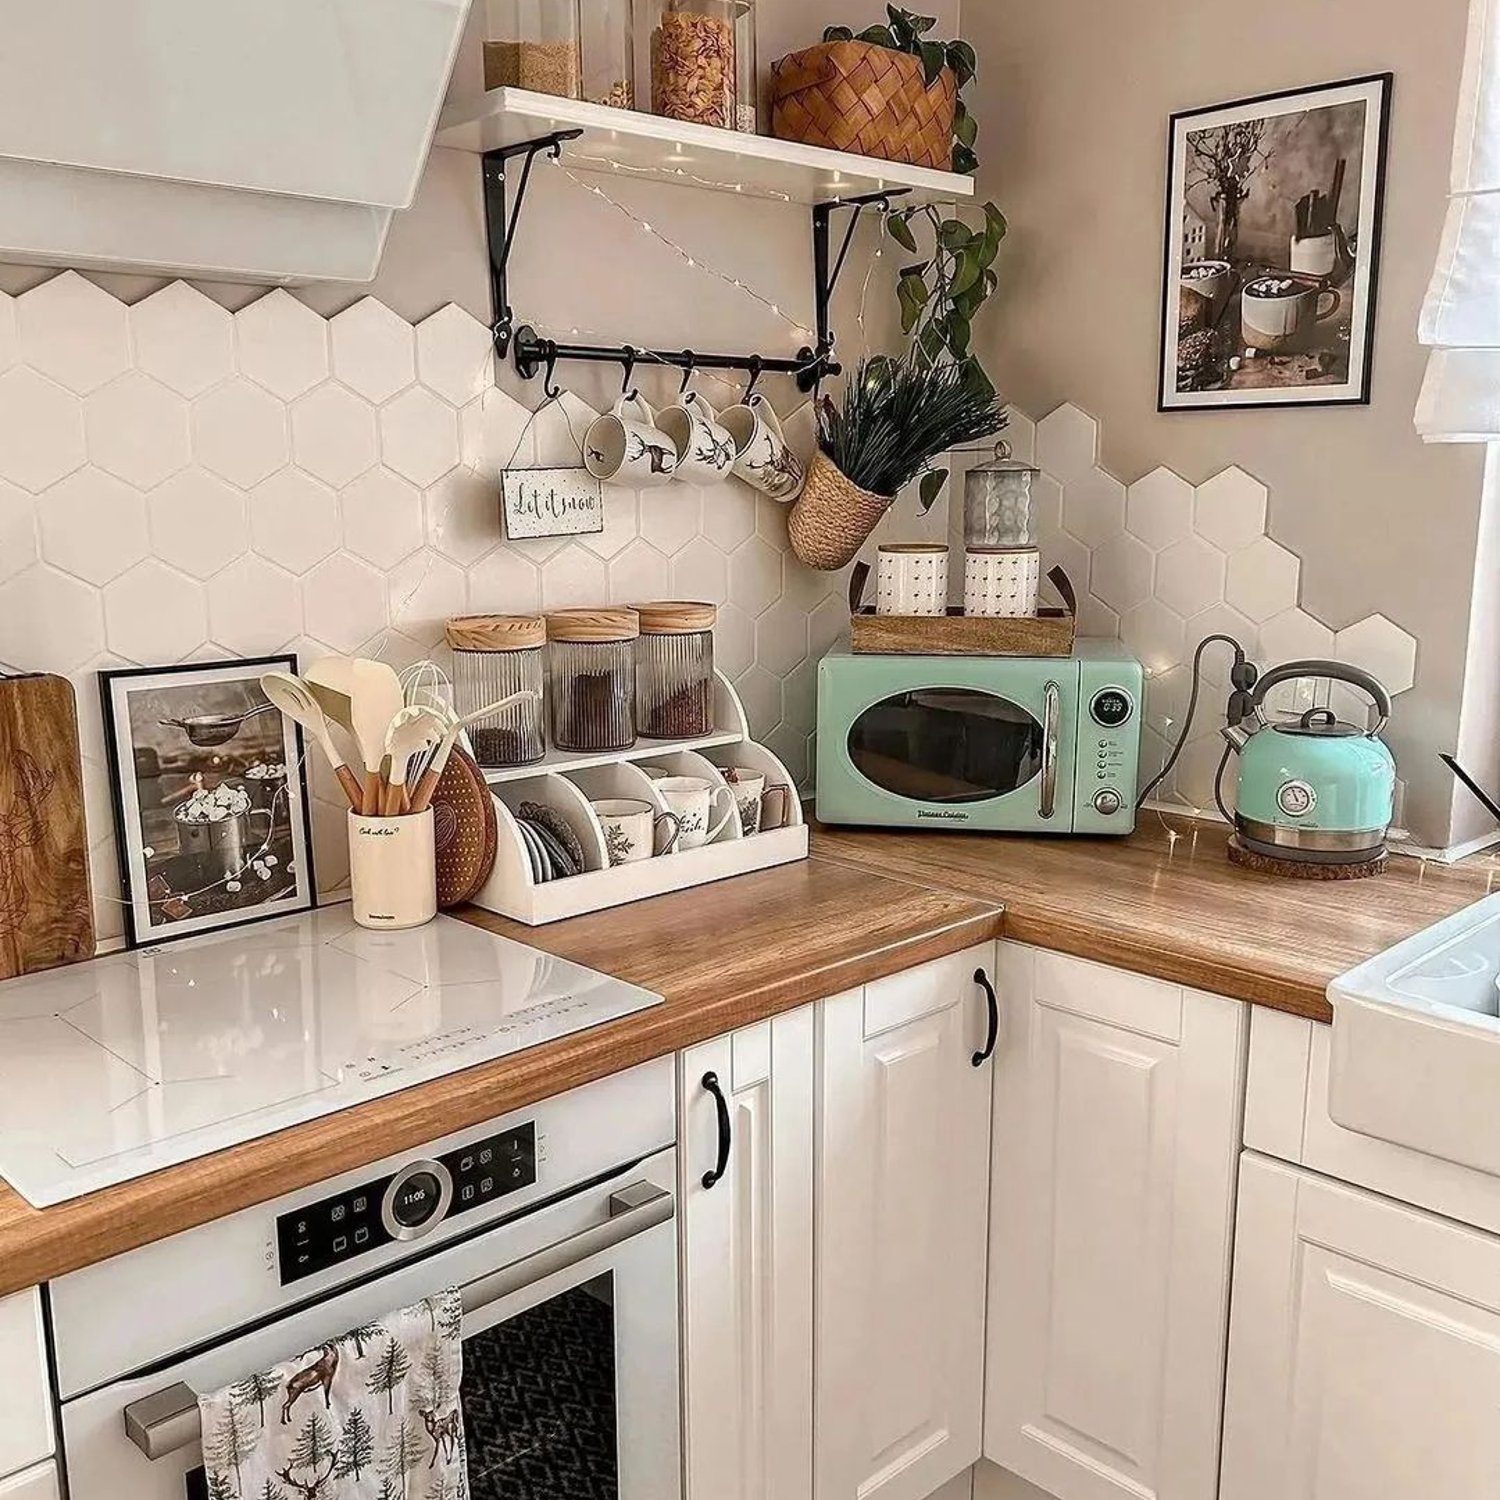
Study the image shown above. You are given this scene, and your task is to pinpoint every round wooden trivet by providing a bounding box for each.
[1227,835,1388,881]
[431,746,498,908]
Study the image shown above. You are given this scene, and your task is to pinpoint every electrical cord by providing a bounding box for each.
[1135,633,1257,820]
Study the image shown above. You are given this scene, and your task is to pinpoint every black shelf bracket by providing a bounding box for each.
[479,131,912,394]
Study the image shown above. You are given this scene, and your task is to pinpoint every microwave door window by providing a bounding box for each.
[846,688,1044,804]
[464,1272,618,1498]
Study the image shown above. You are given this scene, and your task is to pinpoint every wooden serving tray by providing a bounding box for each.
[848,563,1078,658]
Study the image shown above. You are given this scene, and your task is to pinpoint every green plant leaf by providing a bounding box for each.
[954,105,978,149]
[918,40,946,87]
[886,214,919,252]
[946,311,972,356]
[950,248,981,296]
[938,219,973,252]
[952,143,979,176]
[823,24,854,42]
[919,469,949,512]
[858,24,896,47]
[946,40,977,86]
[985,202,1007,237]
[885,6,917,49]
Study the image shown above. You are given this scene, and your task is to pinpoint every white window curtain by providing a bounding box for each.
[1418,0,1500,440]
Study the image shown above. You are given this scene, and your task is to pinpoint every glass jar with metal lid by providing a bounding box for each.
[963,444,1043,548]
[444,614,547,768]
[547,607,639,752]
[635,601,716,739]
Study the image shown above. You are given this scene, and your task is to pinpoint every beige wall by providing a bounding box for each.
[966,0,1488,847]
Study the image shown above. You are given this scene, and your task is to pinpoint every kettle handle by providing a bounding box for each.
[1250,658,1391,734]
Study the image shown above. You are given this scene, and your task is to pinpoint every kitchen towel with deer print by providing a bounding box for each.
[198,1288,467,1500]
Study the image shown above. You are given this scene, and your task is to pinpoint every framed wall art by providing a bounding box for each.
[1160,73,1392,410]
[99,656,316,948]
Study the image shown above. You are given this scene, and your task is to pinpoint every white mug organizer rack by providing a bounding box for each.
[469,673,807,926]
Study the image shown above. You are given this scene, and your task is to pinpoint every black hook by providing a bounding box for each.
[678,351,697,395]
[743,355,764,402]
[621,346,640,401]
[542,342,563,401]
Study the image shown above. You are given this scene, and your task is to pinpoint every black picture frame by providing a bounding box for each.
[99,655,318,950]
[1158,72,1393,412]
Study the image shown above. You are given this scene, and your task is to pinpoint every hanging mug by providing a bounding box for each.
[659,391,738,485]
[721,393,806,501]
[583,394,679,488]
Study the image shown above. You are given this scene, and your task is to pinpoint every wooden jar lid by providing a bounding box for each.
[546,606,640,643]
[445,614,546,652]
[633,601,717,634]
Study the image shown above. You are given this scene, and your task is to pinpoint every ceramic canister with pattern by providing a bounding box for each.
[875,544,949,616]
[964,546,1041,618]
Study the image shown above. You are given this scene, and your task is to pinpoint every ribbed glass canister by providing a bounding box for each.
[546,607,640,752]
[635,600,716,739]
[444,614,547,767]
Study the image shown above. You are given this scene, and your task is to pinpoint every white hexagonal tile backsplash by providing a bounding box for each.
[0,278,845,943]
[1032,402,1419,820]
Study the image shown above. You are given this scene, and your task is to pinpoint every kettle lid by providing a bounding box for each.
[1272,706,1363,739]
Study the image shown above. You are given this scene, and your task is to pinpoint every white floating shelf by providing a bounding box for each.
[435,88,975,206]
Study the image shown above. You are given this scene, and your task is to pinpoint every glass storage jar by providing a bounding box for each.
[581,0,635,109]
[635,601,716,739]
[733,1,758,133]
[547,607,639,752]
[484,0,582,97]
[963,449,1042,547]
[648,0,738,129]
[445,614,547,767]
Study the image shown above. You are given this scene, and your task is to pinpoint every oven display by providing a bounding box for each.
[276,1124,538,1285]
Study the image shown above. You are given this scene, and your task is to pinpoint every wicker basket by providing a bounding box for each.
[769,41,957,169]
[787,452,893,571]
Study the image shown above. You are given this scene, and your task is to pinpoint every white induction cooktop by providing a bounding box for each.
[0,910,663,1208]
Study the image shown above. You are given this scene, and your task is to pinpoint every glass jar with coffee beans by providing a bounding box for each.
[445,614,547,767]
[546,607,639,753]
[635,601,716,739]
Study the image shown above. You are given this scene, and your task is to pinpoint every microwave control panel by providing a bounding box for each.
[1075,655,1144,834]
[276,1122,537,1285]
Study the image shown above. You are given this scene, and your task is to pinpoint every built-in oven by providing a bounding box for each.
[52,1060,679,1500]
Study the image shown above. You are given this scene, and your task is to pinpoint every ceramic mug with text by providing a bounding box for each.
[658,390,737,485]
[721,393,806,501]
[653,775,735,850]
[584,394,679,488]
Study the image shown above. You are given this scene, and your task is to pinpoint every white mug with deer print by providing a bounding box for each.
[659,390,737,485]
[584,393,679,488]
[721,393,806,501]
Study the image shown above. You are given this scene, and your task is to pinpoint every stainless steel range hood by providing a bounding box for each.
[0,0,473,284]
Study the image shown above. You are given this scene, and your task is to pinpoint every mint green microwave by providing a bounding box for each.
[815,641,1144,835]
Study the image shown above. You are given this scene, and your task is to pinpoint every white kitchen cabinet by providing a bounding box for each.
[1222,1151,1500,1499]
[816,944,997,1500]
[679,1006,816,1500]
[984,945,1246,1500]
[0,1464,60,1500]
[0,1290,52,1479]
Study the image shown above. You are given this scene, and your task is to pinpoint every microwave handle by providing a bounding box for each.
[1039,680,1061,819]
[123,1180,674,1462]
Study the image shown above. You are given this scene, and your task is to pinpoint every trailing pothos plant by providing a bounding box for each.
[822,8,981,175]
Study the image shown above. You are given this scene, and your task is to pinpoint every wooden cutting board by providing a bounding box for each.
[0,674,94,979]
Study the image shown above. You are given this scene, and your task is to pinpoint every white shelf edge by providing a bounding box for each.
[434,87,975,207]
[483,730,743,784]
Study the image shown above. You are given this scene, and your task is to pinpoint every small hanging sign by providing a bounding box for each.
[502,467,605,540]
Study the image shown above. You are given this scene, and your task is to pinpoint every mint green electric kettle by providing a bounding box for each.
[1221,659,1396,865]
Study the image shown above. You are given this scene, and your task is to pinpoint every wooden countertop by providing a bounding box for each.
[0,858,1001,1296]
[814,814,1500,1022]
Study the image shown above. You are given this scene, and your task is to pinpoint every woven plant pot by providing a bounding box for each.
[769,41,957,170]
[788,452,894,571]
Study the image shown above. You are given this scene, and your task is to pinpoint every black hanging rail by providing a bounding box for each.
[479,127,911,395]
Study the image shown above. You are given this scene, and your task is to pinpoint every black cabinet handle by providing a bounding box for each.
[701,1071,732,1189]
[971,967,999,1067]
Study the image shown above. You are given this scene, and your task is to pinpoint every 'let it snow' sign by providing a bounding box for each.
[502,467,605,539]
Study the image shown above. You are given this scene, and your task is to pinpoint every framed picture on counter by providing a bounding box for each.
[99,656,316,948]
[1160,72,1392,410]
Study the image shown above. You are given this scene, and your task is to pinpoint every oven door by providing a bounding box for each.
[63,1150,679,1500]
[832,676,1073,827]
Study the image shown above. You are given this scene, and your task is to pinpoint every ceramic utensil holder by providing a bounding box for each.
[349,809,437,930]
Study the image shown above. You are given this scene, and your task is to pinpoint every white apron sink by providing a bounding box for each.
[1330,891,1500,1176]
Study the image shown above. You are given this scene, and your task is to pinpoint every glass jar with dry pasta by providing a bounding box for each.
[444,613,547,768]
[546,607,639,753]
[647,0,743,130]
[635,601,716,739]
[484,0,583,98]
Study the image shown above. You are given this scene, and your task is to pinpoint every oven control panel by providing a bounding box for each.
[276,1122,537,1285]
